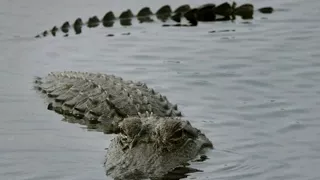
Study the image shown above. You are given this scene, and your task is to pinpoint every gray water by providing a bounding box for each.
[1,0,320,179]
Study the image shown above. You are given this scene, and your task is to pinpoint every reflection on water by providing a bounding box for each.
[1,0,320,180]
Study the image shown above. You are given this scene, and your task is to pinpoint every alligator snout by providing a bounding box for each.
[198,133,214,151]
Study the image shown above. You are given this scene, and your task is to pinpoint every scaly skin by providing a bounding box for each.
[34,71,182,134]
[34,72,214,179]
[104,112,213,180]
[34,2,274,38]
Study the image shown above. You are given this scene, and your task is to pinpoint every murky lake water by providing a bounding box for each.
[1,0,320,179]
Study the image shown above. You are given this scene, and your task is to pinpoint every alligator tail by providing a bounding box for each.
[34,2,274,38]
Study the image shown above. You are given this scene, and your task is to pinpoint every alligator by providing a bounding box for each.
[34,2,274,38]
[33,71,213,179]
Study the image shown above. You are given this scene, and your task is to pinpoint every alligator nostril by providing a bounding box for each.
[202,142,214,149]
[47,103,53,110]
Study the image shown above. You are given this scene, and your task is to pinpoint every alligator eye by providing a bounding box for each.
[171,129,183,139]
[119,128,126,135]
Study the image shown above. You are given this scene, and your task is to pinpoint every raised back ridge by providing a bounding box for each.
[34,71,182,134]
[34,2,274,38]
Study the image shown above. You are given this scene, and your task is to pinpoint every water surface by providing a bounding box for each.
[1,0,320,179]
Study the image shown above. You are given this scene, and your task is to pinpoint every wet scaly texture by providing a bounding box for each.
[34,71,182,134]
[104,112,213,180]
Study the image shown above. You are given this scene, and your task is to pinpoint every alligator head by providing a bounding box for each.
[104,113,213,180]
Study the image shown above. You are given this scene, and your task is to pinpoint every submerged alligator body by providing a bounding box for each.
[34,71,182,134]
[34,71,213,179]
[35,1,274,38]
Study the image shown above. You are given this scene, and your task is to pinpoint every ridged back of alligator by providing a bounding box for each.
[34,71,182,133]
[34,2,274,38]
